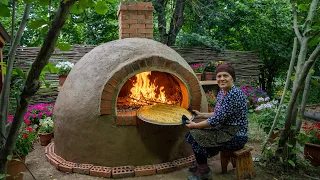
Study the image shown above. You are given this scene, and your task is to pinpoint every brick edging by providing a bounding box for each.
[45,142,195,177]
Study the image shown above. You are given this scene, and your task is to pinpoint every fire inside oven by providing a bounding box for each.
[117,71,183,110]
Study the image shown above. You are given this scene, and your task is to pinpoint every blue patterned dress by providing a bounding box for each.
[186,85,248,157]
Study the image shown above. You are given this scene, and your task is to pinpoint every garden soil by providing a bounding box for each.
[22,141,277,180]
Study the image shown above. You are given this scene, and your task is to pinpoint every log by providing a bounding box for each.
[304,111,320,121]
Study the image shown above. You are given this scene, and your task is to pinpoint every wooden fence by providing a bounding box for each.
[10,45,262,105]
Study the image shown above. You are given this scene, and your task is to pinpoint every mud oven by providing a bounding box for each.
[53,38,208,172]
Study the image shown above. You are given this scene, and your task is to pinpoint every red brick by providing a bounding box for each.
[50,156,60,169]
[101,101,111,109]
[192,105,201,111]
[90,166,112,177]
[116,113,123,125]
[120,23,129,29]
[135,165,156,177]
[146,24,153,28]
[146,15,153,20]
[112,166,134,178]
[192,92,201,99]
[136,15,146,20]
[137,19,152,24]
[73,163,93,175]
[172,157,195,169]
[130,33,139,38]
[122,19,138,24]
[101,92,113,101]
[132,111,137,125]
[155,162,177,174]
[168,62,178,71]
[113,70,125,82]
[128,6,148,11]
[125,65,134,74]
[192,86,201,94]
[138,59,147,68]
[152,56,163,67]
[137,2,151,6]
[120,33,130,38]
[51,154,65,164]
[108,78,118,88]
[145,57,153,67]
[122,28,137,33]
[137,28,153,34]
[104,83,116,93]
[118,5,127,11]
[127,11,138,15]
[131,62,140,71]
[101,108,112,115]
[58,162,75,173]
[137,33,146,38]
[45,153,51,162]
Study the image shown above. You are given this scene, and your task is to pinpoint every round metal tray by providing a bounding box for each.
[137,106,194,126]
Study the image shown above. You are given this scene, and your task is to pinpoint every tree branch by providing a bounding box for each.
[0,3,31,149]
[291,1,302,41]
[303,0,319,37]
[167,0,186,46]
[0,0,76,174]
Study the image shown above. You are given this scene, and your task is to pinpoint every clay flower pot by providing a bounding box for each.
[304,143,320,166]
[195,73,202,81]
[58,74,68,86]
[204,72,214,80]
[39,133,52,146]
[6,155,26,180]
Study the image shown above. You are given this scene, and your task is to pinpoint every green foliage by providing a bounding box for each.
[255,103,287,134]
[205,90,216,108]
[204,61,217,72]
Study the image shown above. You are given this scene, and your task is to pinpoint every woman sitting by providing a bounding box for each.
[185,63,248,180]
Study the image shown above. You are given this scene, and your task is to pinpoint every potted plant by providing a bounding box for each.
[204,61,217,80]
[190,63,205,81]
[24,103,54,127]
[55,60,74,86]
[6,115,37,180]
[205,90,216,112]
[302,122,320,165]
[38,117,54,146]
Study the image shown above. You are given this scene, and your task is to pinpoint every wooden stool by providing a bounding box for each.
[220,145,255,180]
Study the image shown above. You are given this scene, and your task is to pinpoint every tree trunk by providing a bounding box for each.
[0,0,76,175]
[262,38,298,152]
[275,0,320,166]
[167,0,186,46]
[0,3,31,150]
[154,0,168,44]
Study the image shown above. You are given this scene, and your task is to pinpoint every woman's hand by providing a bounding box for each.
[185,120,197,129]
[192,110,202,117]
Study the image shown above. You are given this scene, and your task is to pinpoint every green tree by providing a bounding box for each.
[0,0,114,175]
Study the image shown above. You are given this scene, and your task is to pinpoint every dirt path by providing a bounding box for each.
[22,141,277,180]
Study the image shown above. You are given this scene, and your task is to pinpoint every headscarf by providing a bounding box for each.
[216,63,236,81]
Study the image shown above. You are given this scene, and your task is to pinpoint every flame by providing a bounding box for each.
[130,72,168,103]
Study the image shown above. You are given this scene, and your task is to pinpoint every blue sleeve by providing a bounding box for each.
[206,91,236,126]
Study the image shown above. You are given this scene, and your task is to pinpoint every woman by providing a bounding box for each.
[185,63,248,180]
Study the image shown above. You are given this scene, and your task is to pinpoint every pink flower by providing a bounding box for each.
[32,114,36,118]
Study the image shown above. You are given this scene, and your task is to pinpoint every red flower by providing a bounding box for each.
[26,126,33,132]
[22,133,28,139]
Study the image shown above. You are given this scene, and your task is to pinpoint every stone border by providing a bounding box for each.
[45,142,195,178]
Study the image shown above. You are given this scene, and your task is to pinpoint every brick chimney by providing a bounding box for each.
[117,2,154,39]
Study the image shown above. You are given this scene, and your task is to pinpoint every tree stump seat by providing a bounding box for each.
[220,145,255,180]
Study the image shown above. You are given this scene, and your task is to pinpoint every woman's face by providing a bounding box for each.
[216,72,234,91]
